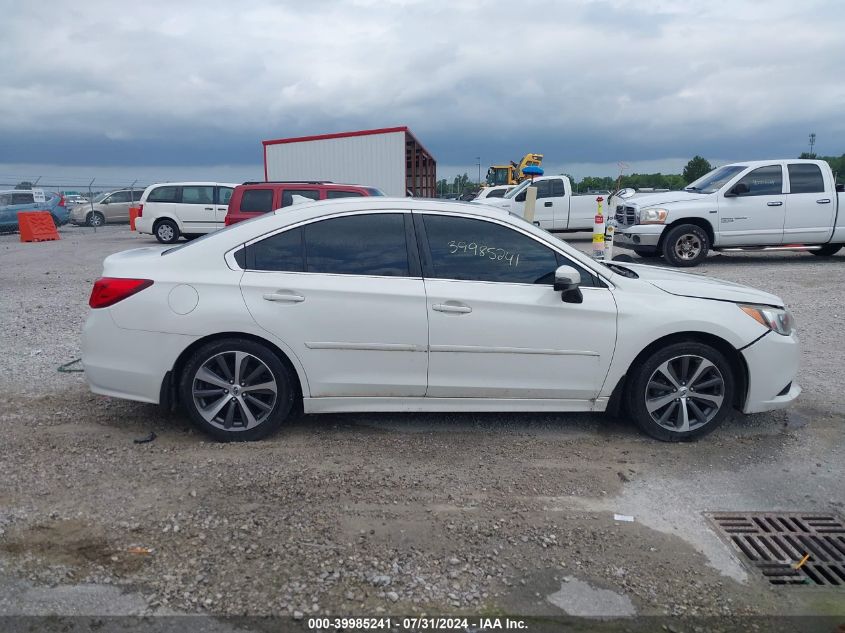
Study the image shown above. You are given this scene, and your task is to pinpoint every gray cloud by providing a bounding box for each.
[1,0,843,176]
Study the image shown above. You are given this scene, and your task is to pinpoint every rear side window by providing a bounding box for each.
[305,214,409,276]
[485,189,506,198]
[250,227,304,271]
[240,189,274,213]
[147,186,180,203]
[282,189,320,207]
[181,186,213,204]
[788,164,825,194]
[326,190,364,199]
[733,165,783,196]
[131,190,144,202]
[217,187,234,205]
[109,191,131,203]
[10,193,34,204]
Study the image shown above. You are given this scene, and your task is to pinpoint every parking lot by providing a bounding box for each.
[1,224,843,623]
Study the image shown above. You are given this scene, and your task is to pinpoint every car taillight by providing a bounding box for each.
[224,215,232,226]
[89,278,153,309]
[58,195,66,207]
[137,204,143,217]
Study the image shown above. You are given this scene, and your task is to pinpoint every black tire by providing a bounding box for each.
[179,338,295,442]
[154,219,180,244]
[810,244,843,257]
[633,247,661,258]
[661,223,709,267]
[627,341,734,442]
[87,211,105,227]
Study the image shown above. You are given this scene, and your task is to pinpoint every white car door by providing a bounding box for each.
[417,212,617,400]
[783,163,836,244]
[239,212,429,398]
[215,185,234,225]
[717,165,785,246]
[179,185,217,232]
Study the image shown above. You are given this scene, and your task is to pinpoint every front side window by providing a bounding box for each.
[181,186,213,204]
[10,192,35,205]
[281,189,321,207]
[109,191,131,203]
[733,165,783,196]
[240,189,274,213]
[788,164,824,194]
[305,214,408,276]
[147,186,180,203]
[422,215,559,284]
[485,189,506,198]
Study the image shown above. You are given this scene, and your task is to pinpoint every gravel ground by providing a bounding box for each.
[0,224,843,624]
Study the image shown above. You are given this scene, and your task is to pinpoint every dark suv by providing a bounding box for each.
[224,181,383,226]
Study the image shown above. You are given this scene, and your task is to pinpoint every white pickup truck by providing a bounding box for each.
[477,175,602,231]
[613,159,844,266]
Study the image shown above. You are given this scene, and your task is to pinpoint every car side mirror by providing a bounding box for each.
[554,265,583,303]
[725,182,749,197]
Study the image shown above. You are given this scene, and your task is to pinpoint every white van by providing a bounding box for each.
[136,182,237,243]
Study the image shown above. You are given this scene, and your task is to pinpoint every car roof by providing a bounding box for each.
[144,182,238,188]
[238,182,375,189]
[269,196,513,220]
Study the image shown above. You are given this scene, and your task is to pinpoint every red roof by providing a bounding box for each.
[263,126,410,146]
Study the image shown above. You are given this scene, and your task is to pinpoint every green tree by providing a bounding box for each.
[682,156,712,183]
[15,181,33,190]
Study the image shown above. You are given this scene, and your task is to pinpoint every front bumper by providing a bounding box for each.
[741,331,801,413]
[614,225,666,249]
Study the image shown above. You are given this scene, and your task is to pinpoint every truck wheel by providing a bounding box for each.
[810,244,842,257]
[662,224,709,267]
[633,247,661,258]
[627,341,734,442]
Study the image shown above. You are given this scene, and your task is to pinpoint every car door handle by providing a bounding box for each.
[817,198,831,204]
[262,292,305,303]
[204,207,214,210]
[767,201,783,206]
[432,303,472,314]
[544,201,553,207]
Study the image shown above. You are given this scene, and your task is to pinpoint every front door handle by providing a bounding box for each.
[544,201,553,207]
[263,292,305,303]
[432,303,472,314]
[204,207,214,211]
[817,199,831,204]
[767,201,783,206]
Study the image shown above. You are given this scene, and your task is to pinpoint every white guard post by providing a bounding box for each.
[592,196,605,260]
[523,186,538,223]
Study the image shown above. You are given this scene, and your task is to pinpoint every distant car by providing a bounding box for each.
[134,182,238,244]
[0,190,69,232]
[65,194,88,206]
[69,189,145,227]
[82,197,799,443]
[474,185,514,200]
[224,181,384,226]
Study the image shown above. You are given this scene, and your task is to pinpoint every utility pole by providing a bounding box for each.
[809,133,816,156]
[476,157,481,187]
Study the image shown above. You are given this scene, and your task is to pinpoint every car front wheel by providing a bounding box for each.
[661,223,709,267]
[87,211,105,227]
[627,341,734,441]
[179,338,295,442]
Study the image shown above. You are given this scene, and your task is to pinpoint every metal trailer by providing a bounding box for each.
[262,126,436,197]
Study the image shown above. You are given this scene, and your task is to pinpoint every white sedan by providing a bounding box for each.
[82,198,800,442]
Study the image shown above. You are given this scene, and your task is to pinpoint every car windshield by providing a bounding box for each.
[93,192,109,203]
[684,165,746,193]
[504,180,531,199]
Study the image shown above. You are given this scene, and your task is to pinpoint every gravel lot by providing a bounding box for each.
[1,224,843,625]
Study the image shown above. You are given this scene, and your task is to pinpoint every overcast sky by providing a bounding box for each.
[1,0,843,187]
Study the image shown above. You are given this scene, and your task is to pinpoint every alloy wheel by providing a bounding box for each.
[673,234,701,260]
[157,224,175,242]
[644,355,725,433]
[191,351,278,431]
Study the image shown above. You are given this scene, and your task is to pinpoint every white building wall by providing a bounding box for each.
[265,132,406,197]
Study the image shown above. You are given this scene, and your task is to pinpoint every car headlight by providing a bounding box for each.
[739,304,795,336]
[639,208,668,224]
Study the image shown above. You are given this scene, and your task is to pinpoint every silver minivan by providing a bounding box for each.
[69,189,144,226]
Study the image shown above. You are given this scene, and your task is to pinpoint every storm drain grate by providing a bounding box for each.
[708,512,845,586]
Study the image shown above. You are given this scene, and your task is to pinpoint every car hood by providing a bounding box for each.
[627,191,714,208]
[612,262,784,306]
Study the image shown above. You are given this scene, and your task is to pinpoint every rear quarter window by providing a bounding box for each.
[147,186,180,203]
[239,189,275,213]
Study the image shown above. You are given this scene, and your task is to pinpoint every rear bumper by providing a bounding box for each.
[135,216,153,235]
[614,225,665,249]
[741,331,801,413]
[82,309,198,404]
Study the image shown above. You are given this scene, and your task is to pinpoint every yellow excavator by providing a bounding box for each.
[486,153,544,186]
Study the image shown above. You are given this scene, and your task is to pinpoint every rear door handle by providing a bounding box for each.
[432,303,472,314]
[817,199,831,204]
[767,201,783,206]
[544,201,553,207]
[263,292,305,303]
[204,207,214,210]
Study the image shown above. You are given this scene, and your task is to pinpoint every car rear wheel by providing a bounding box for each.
[154,219,180,244]
[87,211,105,227]
[179,338,295,442]
[661,224,709,267]
[810,244,842,257]
[627,341,734,441]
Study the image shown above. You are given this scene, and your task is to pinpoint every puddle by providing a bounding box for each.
[784,409,809,430]
[547,578,636,617]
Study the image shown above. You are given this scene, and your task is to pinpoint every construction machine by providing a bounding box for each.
[485,153,544,186]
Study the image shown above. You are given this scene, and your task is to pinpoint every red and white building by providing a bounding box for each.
[262,126,436,198]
